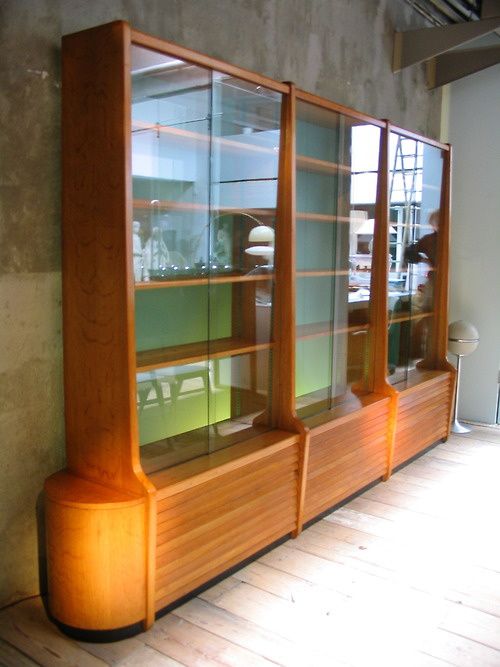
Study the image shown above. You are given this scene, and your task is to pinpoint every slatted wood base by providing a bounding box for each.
[393,371,452,469]
[5,428,500,666]
[303,397,391,523]
[153,436,300,611]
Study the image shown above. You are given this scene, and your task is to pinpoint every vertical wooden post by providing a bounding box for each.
[273,83,310,536]
[370,122,399,480]
[434,146,457,436]
[56,20,156,632]
[369,122,390,395]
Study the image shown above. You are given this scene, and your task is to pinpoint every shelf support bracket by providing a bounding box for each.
[427,44,500,88]
[393,15,500,72]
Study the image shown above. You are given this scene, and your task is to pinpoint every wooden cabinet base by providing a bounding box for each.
[391,371,453,470]
[303,395,391,523]
[44,472,148,637]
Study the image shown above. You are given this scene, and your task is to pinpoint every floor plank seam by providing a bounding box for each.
[438,626,500,653]
[0,636,43,667]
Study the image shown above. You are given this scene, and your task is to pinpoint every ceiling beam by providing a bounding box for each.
[393,15,500,70]
[427,44,500,86]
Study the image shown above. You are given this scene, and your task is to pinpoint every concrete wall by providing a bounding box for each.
[447,63,500,424]
[0,0,441,606]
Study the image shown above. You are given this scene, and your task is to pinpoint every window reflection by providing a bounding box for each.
[387,134,444,384]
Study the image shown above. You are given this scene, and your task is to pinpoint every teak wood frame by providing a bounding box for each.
[45,20,455,640]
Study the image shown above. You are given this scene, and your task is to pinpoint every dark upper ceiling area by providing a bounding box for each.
[405,0,481,26]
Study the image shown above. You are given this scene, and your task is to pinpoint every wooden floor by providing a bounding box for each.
[1,426,500,666]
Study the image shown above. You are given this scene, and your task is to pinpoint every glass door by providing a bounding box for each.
[294,100,381,418]
[130,45,281,472]
[387,131,445,385]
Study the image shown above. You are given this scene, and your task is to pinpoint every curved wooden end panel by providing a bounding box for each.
[45,471,147,634]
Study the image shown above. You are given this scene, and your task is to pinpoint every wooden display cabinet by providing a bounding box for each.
[45,21,454,640]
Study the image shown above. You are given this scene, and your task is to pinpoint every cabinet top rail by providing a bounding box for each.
[64,21,447,146]
[388,122,450,151]
[131,25,289,94]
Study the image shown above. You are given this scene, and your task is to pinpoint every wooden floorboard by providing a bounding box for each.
[0,426,499,666]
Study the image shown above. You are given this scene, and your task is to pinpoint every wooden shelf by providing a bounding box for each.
[389,311,434,325]
[137,337,273,371]
[301,391,389,432]
[132,120,279,156]
[297,321,370,340]
[135,272,274,290]
[296,212,351,223]
[149,429,299,499]
[296,269,349,278]
[396,367,451,394]
[296,154,350,175]
[133,198,276,218]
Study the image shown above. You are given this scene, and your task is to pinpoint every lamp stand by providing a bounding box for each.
[451,353,471,434]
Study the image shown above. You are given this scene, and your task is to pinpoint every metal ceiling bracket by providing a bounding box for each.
[427,44,500,87]
[393,16,500,71]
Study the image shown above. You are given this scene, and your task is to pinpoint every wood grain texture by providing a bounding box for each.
[59,20,156,630]
[136,337,273,371]
[6,429,500,665]
[296,89,386,127]
[45,477,146,630]
[62,21,143,494]
[303,398,390,522]
[154,442,299,611]
[392,372,452,468]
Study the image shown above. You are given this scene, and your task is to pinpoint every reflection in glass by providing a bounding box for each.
[387,133,444,384]
[294,101,380,418]
[131,45,281,470]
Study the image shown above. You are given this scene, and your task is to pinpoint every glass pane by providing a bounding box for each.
[132,46,280,470]
[131,47,211,282]
[131,45,212,471]
[137,362,211,473]
[388,132,444,384]
[208,73,281,450]
[207,351,273,452]
[295,101,379,417]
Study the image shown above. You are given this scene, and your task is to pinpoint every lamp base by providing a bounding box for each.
[451,419,472,434]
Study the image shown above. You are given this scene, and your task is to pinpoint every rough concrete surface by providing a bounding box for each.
[0,0,442,607]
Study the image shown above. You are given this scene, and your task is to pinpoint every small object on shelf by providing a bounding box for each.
[448,320,479,434]
[143,226,170,281]
[133,220,144,282]
[245,245,274,258]
[147,263,234,281]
